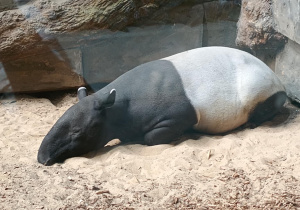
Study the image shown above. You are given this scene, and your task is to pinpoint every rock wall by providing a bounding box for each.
[0,0,240,93]
[236,0,300,102]
[273,0,300,102]
[2,0,299,101]
[275,40,300,103]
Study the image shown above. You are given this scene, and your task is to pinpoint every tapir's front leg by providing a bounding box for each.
[144,120,188,145]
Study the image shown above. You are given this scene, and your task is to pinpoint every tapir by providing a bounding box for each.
[38,47,287,166]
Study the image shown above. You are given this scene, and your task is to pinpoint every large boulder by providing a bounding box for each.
[236,0,286,50]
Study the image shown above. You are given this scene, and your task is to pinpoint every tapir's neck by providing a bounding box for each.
[94,87,137,144]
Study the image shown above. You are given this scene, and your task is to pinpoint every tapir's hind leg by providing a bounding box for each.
[248,91,287,125]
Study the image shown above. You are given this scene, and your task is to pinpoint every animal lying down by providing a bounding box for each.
[37,47,287,166]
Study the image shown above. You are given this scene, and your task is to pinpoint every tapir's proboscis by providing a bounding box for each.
[38,47,287,166]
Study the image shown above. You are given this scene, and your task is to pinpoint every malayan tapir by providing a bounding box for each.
[37,47,287,166]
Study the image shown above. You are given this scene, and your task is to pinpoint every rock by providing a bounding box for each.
[236,0,286,50]
[81,1,241,90]
[275,40,300,102]
[203,1,240,47]
[0,0,242,93]
[0,0,210,62]
[0,0,17,12]
[271,0,300,103]
[82,3,205,89]
[1,47,84,93]
[273,0,300,45]
[203,1,240,23]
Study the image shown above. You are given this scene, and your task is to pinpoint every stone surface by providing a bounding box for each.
[273,0,300,45]
[0,0,212,61]
[82,1,241,89]
[82,24,203,87]
[272,0,300,103]
[0,0,16,12]
[236,0,286,50]
[204,1,240,23]
[275,40,300,102]
[202,1,240,48]
[0,0,242,93]
[81,2,206,88]
[0,0,206,93]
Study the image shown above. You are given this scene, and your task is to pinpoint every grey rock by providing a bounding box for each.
[273,0,300,45]
[275,40,300,101]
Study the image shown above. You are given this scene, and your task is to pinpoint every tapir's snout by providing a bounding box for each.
[37,135,95,166]
[37,123,95,166]
[37,123,74,166]
[37,154,53,166]
[37,135,60,166]
[37,140,74,166]
[37,140,56,166]
[37,148,50,165]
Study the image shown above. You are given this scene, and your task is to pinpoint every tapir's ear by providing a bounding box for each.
[94,89,116,110]
[104,89,116,108]
[77,87,88,101]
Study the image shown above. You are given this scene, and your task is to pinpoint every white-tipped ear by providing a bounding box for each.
[77,87,87,101]
[110,89,116,94]
[94,89,116,110]
[105,89,116,108]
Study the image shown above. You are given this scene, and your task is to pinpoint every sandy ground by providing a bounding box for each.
[0,92,300,209]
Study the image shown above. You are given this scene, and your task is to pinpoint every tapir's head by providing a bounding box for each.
[37,88,116,166]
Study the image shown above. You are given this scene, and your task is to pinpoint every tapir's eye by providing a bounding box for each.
[73,127,81,132]
[71,127,82,140]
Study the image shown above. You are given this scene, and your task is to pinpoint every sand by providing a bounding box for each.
[0,92,300,209]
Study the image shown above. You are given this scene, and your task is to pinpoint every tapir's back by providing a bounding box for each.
[161,47,286,133]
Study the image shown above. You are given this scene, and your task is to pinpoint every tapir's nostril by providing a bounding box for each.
[38,153,53,166]
[43,158,52,166]
[37,148,50,165]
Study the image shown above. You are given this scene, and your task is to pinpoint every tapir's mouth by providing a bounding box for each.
[37,154,52,166]
[38,151,61,166]
[38,150,69,166]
